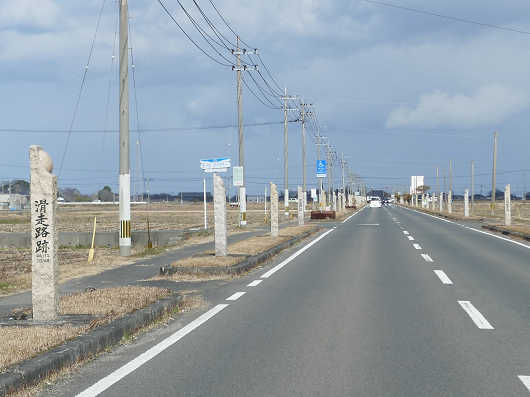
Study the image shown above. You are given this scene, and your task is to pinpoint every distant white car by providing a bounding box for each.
[369,197,382,208]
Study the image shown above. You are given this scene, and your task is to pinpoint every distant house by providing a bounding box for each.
[0,194,28,210]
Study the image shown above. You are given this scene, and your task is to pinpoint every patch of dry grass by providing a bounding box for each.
[0,325,88,373]
[165,225,316,271]
[0,287,172,375]
[59,286,172,318]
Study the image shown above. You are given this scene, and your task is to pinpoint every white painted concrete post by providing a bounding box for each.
[297,186,304,226]
[448,191,453,214]
[30,146,58,321]
[214,174,227,256]
[440,192,444,212]
[203,178,207,230]
[464,189,469,217]
[505,184,511,226]
[271,183,279,237]
[333,191,337,212]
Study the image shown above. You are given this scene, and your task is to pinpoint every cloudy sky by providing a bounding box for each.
[1,0,529,196]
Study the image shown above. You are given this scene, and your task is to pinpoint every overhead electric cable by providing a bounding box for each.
[173,0,236,64]
[58,0,108,178]
[363,0,530,35]
[157,0,232,66]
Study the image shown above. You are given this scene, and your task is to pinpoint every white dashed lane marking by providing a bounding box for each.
[407,236,414,240]
[413,243,422,250]
[421,254,434,262]
[247,280,262,287]
[403,231,410,235]
[458,301,494,330]
[433,270,453,285]
[518,376,530,392]
[226,292,246,301]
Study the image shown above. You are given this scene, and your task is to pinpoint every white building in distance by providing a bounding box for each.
[410,176,425,194]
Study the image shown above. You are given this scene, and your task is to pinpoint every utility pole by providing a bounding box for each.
[281,88,297,216]
[522,171,527,201]
[235,37,246,226]
[231,38,257,226]
[300,102,307,201]
[119,0,131,256]
[436,167,439,204]
[471,160,475,213]
[341,153,345,193]
[449,160,453,196]
[491,131,498,215]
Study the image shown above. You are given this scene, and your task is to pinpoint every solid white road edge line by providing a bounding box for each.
[247,280,262,287]
[433,270,453,285]
[464,226,530,250]
[342,206,367,223]
[261,228,335,279]
[518,376,530,392]
[75,304,230,397]
[458,301,494,330]
[413,243,422,250]
[226,292,246,301]
[407,236,415,240]
[399,206,530,250]
[421,254,434,262]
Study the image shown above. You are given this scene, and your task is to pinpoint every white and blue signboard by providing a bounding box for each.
[200,158,231,173]
[316,160,327,178]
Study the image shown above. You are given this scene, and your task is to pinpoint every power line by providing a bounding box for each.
[363,0,530,35]
[0,121,293,134]
[157,0,232,66]
[58,0,108,178]
[173,0,237,65]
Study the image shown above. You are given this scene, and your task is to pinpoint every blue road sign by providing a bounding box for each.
[316,160,327,178]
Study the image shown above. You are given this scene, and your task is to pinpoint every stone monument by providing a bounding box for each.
[214,174,227,256]
[297,186,304,226]
[30,146,58,321]
[505,184,511,226]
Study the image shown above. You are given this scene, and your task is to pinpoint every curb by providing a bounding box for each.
[481,225,530,242]
[0,294,183,396]
[160,228,319,276]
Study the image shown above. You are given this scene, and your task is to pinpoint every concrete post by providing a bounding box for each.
[505,184,511,226]
[333,191,337,212]
[270,183,279,237]
[30,146,58,321]
[203,178,207,230]
[440,192,444,212]
[448,191,452,214]
[214,174,227,256]
[464,189,469,217]
[297,186,304,226]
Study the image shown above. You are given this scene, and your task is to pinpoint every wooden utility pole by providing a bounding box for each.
[491,131,498,215]
[119,0,131,256]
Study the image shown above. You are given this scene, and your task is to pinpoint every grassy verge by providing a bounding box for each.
[158,225,316,281]
[0,286,172,373]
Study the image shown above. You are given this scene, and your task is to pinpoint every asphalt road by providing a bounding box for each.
[42,205,530,396]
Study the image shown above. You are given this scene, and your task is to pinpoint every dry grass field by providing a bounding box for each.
[0,202,297,233]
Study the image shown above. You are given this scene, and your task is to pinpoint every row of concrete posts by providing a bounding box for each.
[408,184,513,226]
